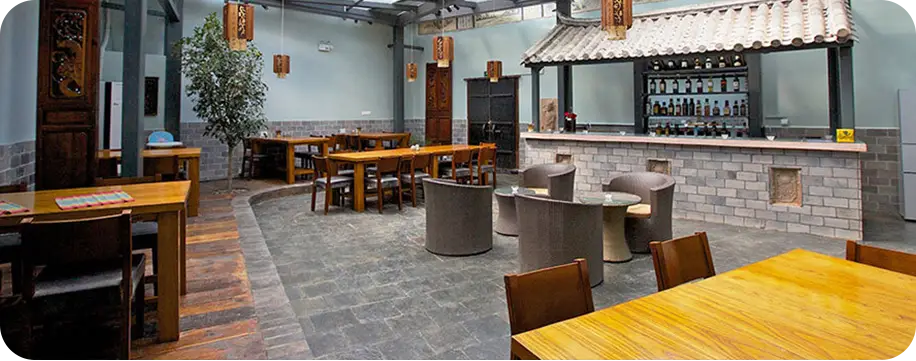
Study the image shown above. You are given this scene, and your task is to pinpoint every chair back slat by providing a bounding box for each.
[0,183,27,193]
[846,240,916,277]
[413,153,432,171]
[477,143,497,166]
[504,259,594,336]
[374,157,401,174]
[312,156,330,175]
[452,149,472,164]
[650,232,716,291]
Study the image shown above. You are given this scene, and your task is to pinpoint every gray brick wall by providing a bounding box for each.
[401,119,468,145]
[0,140,35,189]
[522,138,864,240]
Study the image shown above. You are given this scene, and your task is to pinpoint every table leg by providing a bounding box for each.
[431,157,440,179]
[602,206,633,263]
[180,208,187,295]
[353,163,365,212]
[157,211,181,342]
[320,142,329,156]
[187,157,200,217]
[374,140,384,150]
[286,144,296,184]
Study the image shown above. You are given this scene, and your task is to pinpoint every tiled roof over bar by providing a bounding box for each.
[522,0,855,66]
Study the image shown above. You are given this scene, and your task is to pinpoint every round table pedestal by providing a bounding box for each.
[494,192,520,236]
[602,206,633,263]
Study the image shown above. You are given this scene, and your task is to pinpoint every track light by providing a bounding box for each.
[446,6,452,12]
[454,5,460,10]
[435,10,441,16]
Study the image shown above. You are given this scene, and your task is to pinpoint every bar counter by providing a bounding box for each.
[520,131,866,240]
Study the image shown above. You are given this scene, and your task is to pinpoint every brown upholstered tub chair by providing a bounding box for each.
[514,194,603,286]
[604,172,675,254]
[518,163,576,201]
[423,178,493,256]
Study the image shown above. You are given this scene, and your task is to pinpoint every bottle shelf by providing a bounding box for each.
[644,66,749,78]
[644,115,749,120]
[644,91,748,97]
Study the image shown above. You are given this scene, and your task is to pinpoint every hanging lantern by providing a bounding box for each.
[601,0,633,40]
[273,54,290,78]
[433,36,454,68]
[406,63,419,83]
[487,61,502,83]
[223,2,255,51]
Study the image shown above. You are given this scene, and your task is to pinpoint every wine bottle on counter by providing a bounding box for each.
[685,78,693,93]
[674,123,681,136]
[667,99,675,115]
[705,57,713,69]
[655,123,663,136]
[649,79,657,94]
[711,122,719,136]
[694,58,702,69]
[660,79,667,94]
[675,101,681,116]
[706,78,713,93]
[721,122,729,137]
[694,99,701,116]
[732,77,740,92]
[683,99,689,115]
[703,123,711,137]
[718,56,727,68]
[661,102,668,116]
[723,100,731,116]
[690,99,697,116]
[733,54,743,67]
[713,101,721,116]
[664,123,671,136]
[704,99,711,116]
[740,99,748,116]
[732,101,739,116]
[696,77,704,93]
[673,79,680,94]
[653,101,661,115]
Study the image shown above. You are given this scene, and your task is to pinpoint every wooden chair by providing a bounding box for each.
[94,175,163,296]
[649,232,716,292]
[475,143,498,186]
[19,209,145,359]
[447,149,474,183]
[504,258,594,358]
[311,157,354,215]
[241,138,267,179]
[347,135,362,152]
[400,153,432,207]
[367,157,403,214]
[0,183,27,295]
[846,240,916,277]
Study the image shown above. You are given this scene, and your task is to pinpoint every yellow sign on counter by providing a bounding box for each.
[837,129,855,143]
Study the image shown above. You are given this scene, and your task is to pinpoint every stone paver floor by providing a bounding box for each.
[251,182,915,360]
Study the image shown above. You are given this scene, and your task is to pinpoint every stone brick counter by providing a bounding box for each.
[520,132,867,240]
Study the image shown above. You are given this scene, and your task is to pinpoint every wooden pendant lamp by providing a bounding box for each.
[223,2,255,51]
[273,0,289,78]
[601,0,633,40]
[406,63,419,82]
[433,36,454,68]
[487,61,502,83]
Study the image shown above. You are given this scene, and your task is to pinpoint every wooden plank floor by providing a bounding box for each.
[132,180,288,359]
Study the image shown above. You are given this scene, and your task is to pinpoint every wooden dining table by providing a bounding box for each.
[511,249,916,359]
[349,132,410,150]
[248,137,330,184]
[98,148,201,217]
[0,181,190,342]
[328,144,482,212]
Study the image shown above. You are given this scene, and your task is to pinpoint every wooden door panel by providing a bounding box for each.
[465,77,519,169]
[39,130,91,190]
[437,118,452,143]
[425,63,452,144]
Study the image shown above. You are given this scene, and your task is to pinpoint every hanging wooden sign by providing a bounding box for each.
[433,36,454,68]
[273,54,290,78]
[223,2,254,51]
[487,60,502,83]
[406,62,418,82]
[601,0,632,40]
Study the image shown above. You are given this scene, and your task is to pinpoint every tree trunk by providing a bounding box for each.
[227,145,234,191]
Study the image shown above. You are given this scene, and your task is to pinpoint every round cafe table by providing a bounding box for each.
[494,186,536,236]
[579,192,642,263]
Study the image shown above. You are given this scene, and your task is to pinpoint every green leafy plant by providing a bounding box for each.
[175,13,268,191]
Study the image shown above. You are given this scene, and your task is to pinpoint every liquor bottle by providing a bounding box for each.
[711,122,719,136]
[706,78,713,93]
[652,60,661,71]
[723,100,731,116]
[664,123,671,136]
[704,99,711,116]
[732,76,740,92]
[713,101,721,116]
[694,99,702,116]
[673,79,680,94]
[685,78,692,93]
[646,98,653,115]
[694,57,702,69]
[661,102,668,116]
[649,79,656,94]
[722,122,729,137]
[680,59,689,69]
[696,77,704,93]
[740,99,748,116]
[683,98,689,115]
[689,99,696,116]
[705,57,713,69]
[703,123,711,137]
[659,79,667,94]
[675,101,681,116]
[666,59,676,70]
[735,125,743,138]
[720,76,727,92]
[655,123,663,136]
[674,123,681,136]
[653,101,661,115]
[718,56,727,68]
[732,101,739,116]
[667,99,674,115]
[733,54,743,67]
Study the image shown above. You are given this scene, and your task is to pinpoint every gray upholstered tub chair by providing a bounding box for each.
[518,163,577,201]
[604,172,675,254]
[423,178,493,256]
[514,194,603,286]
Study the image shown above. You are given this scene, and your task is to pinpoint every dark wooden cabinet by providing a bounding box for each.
[425,63,452,145]
[35,0,101,190]
[466,76,519,170]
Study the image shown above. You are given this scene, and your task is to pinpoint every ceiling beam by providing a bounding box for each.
[100,1,168,18]
[293,0,417,11]
[398,0,555,24]
[157,0,181,22]
[251,0,398,24]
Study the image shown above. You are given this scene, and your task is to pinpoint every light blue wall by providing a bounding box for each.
[0,0,38,144]
[180,0,394,124]
[407,0,916,129]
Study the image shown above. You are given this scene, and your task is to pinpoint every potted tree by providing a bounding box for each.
[175,13,268,192]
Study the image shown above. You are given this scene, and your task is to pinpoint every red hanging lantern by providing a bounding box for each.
[601,0,632,40]
[223,2,255,51]
[487,61,503,83]
[433,36,454,68]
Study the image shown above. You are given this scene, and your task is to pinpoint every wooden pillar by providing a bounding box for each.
[35,0,101,190]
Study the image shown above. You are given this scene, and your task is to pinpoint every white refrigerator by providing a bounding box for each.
[900,89,916,220]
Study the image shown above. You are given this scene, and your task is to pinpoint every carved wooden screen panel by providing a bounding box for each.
[36,0,100,190]
[425,63,452,145]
